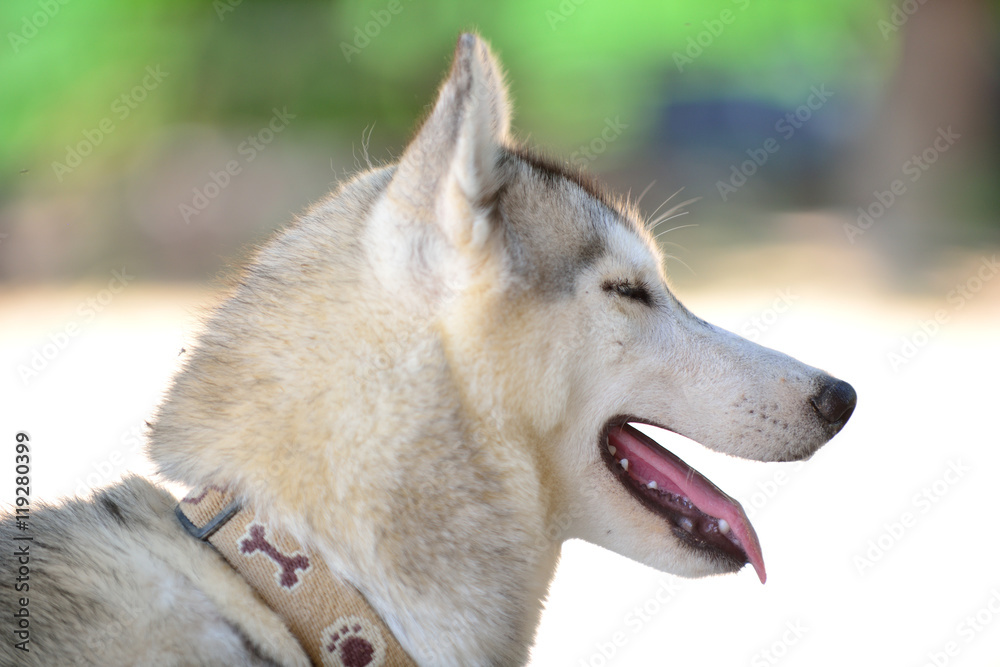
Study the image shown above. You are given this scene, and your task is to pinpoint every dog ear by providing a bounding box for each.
[387,33,511,252]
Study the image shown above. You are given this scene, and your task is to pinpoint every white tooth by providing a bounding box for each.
[607,445,617,456]
[620,458,629,471]
[646,480,658,490]
[679,517,694,532]
[718,519,730,534]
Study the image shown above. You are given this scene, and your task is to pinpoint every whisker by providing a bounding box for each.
[649,196,701,225]
[634,180,657,209]
[663,253,697,277]
[646,186,685,222]
[651,212,692,230]
[653,220,699,241]
[361,123,376,170]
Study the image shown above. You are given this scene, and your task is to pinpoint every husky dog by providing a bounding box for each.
[1,34,855,666]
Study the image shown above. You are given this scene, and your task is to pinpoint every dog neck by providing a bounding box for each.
[175,484,416,666]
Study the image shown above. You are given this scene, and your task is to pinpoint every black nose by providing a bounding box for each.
[811,378,857,425]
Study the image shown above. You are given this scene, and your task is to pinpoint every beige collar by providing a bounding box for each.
[176,485,416,667]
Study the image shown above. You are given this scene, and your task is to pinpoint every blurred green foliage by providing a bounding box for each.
[4,0,998,283]
[2,0,894,180]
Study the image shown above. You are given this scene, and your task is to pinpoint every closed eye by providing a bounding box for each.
[602,279,653,306]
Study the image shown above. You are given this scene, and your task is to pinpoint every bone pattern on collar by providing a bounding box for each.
[176,485,417,667]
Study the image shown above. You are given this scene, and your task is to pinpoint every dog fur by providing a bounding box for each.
[1,33,854,666]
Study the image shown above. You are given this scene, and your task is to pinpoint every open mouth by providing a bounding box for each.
[600,419,766,583]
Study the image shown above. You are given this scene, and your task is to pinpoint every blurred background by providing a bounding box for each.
[2,1,999,665]
[2,0,999,283]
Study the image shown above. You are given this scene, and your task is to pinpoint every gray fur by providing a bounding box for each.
[1,476,302,666]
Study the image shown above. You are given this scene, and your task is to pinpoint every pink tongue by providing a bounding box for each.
[609,424,766,584]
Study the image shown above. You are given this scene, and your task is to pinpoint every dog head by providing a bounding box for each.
[375,33,856,584]
[150,33,856,602]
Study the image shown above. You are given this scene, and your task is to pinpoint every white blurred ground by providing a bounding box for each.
[1,243,999,666]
